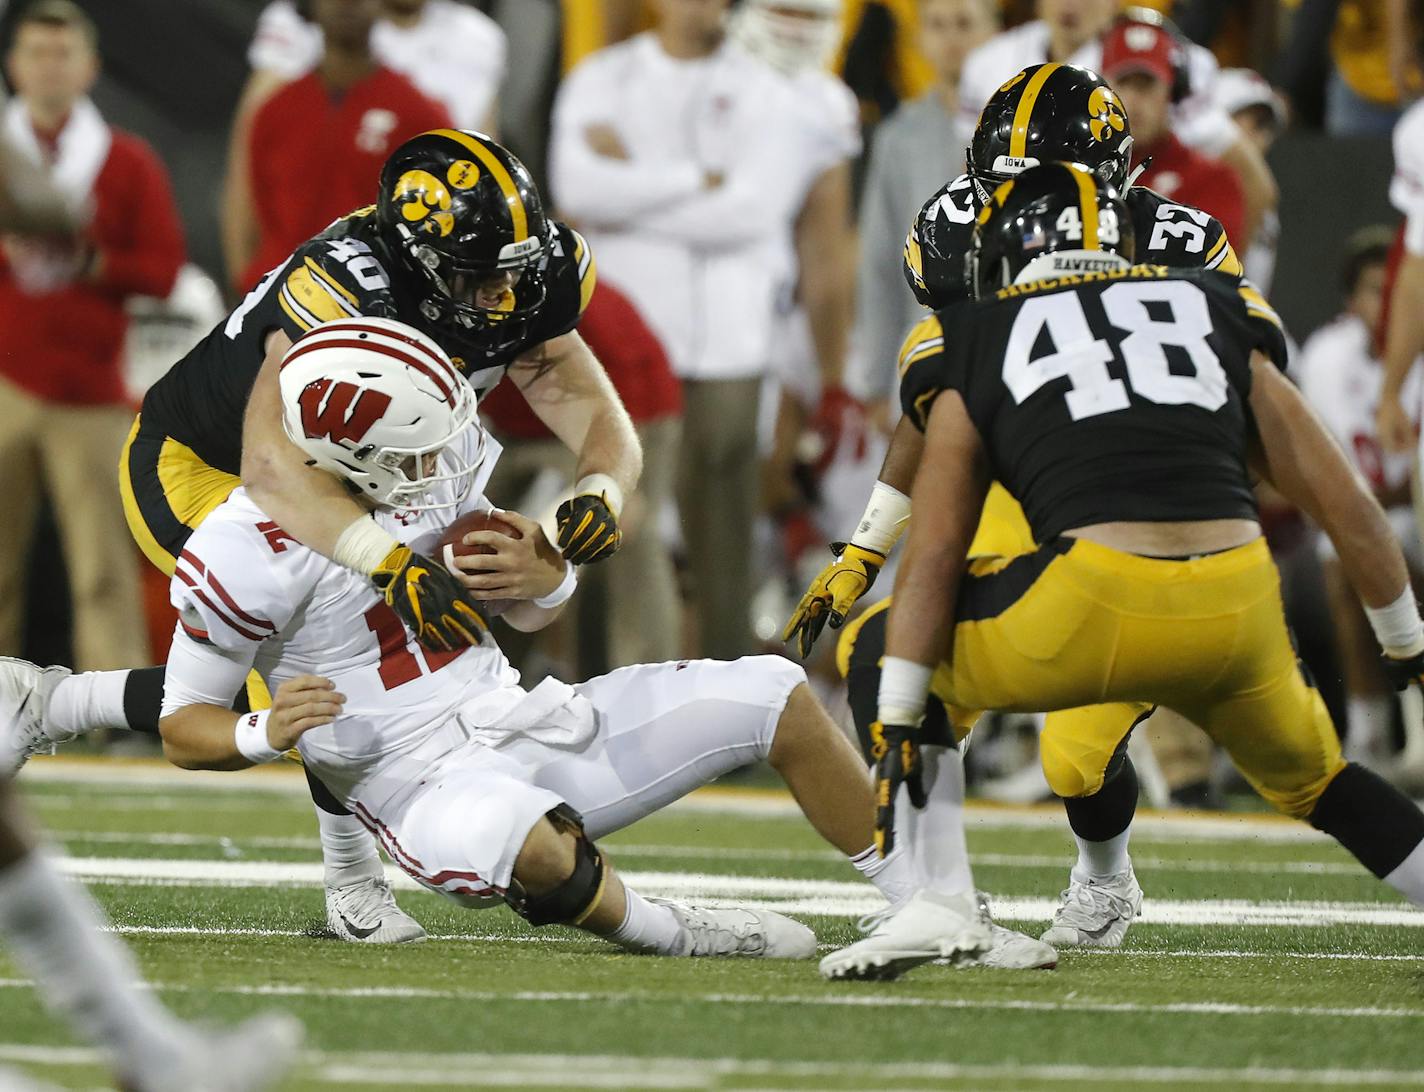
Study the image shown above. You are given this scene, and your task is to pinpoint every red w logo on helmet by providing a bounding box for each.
[297,379,392,444]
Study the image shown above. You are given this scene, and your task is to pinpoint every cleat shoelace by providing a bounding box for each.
[1052,877,1137,930]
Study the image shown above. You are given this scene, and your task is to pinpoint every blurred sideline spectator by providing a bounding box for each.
[1299,227,1424,769]
[229,0,449,292]
[1211,67,1286,294]
[550,0,847,660]
[247,0,505,130]
[1103,18,1245,246]
[222,0,487,292]
[959,2,1277,246]
[480,279,683,673]
[848,0,998,415]
[1275,0,1422,137]
[0,0,183,670]
[1376,97,1424,466]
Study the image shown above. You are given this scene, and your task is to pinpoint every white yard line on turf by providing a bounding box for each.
[53,855,1424,927]
[3,1044,1420,1090]
[0,979,1420,1021]
[95,923,1424,962]
[41,832,1362,875]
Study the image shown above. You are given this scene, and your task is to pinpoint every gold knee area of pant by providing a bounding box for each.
[1038,703,1151,798]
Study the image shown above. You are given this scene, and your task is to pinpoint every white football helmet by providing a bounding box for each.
[729,0,843,76]
[278,317,485,511]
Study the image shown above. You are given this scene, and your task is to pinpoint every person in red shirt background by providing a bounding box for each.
[481,278,682,674]
[229,0,449,292]
[0,0,183,675]
[1102,19,1246,250]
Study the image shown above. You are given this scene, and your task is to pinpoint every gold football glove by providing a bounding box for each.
[556,492,621,565]
[370,545,486,652]
[782,542,885,659]
[870,719,926,858]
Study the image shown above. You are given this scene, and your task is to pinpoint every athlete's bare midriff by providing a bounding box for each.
[1063,518,1263,558]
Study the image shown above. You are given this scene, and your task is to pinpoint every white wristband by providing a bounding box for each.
[234,710,281,765]
[573,473,624,519]
[333,516,402,577]
[878,656,932,726]
[850,481,912,556]
[1365,586,1424,657]
[533,561,578,609]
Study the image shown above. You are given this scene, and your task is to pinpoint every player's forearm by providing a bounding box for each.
[158,705,250,772]
[877,414,927,495]
[1382,254,1424,400]
[1250,360,1409,608]
[514,333,643,496]
[241,352,374,564]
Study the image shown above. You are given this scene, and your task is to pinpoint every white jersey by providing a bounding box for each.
[163,431,593,815]
[248,0,506,129]
[1391,99,1424,256]
[1297,313,1420,493]
[958,21,1239,158]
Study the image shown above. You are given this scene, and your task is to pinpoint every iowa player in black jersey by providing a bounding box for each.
[1,131,639,946]
[788,63,1255,955]
[821,165,1424,982]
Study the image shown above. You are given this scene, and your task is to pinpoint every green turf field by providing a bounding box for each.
[5,757,1424,1091]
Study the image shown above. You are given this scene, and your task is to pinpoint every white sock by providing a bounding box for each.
[1071,829,1133,884]
[849,843,914,905]
[0,851,191,1080]
[1384,838,1424,906]
[903,746,975,897]
[1346,694,1393,757]
[607,886,686,954]
[317,808,381,886]
[47,671,130,738]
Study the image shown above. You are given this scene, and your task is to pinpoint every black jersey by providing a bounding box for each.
[897,265,1288,544]
[902,173,1244,309]
[140,207,596,475]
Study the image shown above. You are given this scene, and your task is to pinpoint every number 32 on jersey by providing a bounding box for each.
[1004,280,1228,421]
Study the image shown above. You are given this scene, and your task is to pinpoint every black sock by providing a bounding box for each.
[305,765,352,817]
[120,666,166,735]
[1063,755,1139,842]
[1309,762,1424,878]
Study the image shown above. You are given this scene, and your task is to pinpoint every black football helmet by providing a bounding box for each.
[967,63,1134,207]
[970,162,1135,299]
[377,129,551,357]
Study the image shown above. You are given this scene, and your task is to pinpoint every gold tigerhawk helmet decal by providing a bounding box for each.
[394,169,455,237]
[1088,86,1127,143]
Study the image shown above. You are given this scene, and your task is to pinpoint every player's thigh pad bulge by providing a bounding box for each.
[531,656,806,838]
[391,747,565,904]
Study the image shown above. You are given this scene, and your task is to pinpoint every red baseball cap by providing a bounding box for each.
[1100,20,1176,86]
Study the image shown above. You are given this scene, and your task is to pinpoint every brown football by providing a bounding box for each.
[437,510,522,616]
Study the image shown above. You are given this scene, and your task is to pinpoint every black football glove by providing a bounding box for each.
[870,719,926,858]
[782,542,885,659]
[557,491,621,564]
[370,545,486,652]
[1383,650,1424,693]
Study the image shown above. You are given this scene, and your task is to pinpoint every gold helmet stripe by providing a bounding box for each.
[1069,165,1100,252]
[426,128,529,242]
[1008,63,1061,160]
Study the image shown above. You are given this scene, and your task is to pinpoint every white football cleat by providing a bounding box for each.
[124,1012,304,1092]
[0,658,72,773]
[819,889,992,981]
[1040,865,1143,949]
[325,875,427,943]
[650,898,817,959]
[958,893,1057,969]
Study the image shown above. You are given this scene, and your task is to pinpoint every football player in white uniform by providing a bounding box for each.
[158,317,1052,966]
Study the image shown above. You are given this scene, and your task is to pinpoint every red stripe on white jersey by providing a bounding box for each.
[178,551,275,633]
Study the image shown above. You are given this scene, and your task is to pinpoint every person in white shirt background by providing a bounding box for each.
[550,0,854,662]
[1379,98,1424,501]
[958,1,1277,251]
[1210,66,1287,296]
[1299,227,1424,776]
[220,0,505,292]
